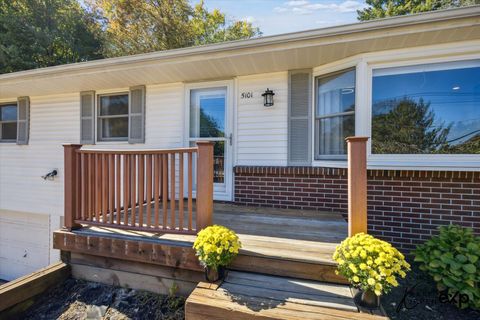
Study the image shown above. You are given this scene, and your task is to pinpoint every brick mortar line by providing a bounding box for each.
[234,166,480,179]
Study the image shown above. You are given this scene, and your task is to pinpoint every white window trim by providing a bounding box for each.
[0,102,18,143]
[310,44,480,170]
[366,54,480,171]
[312,58,360,168]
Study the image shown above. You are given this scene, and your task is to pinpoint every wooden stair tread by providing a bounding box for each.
[186,271,388,320]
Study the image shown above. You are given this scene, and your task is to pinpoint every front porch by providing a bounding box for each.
[54,138,378,319]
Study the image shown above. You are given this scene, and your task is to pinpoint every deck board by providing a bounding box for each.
[186,271,387,320]
[59,203,347,282]
[83,203,347,264]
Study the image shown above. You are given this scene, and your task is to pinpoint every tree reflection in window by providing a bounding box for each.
[372,63,480,154]
[200,109,225,183]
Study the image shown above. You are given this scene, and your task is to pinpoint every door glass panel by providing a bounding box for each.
[213,141,225,183]
[190,88,226,138]
[189,86,228,189]
[189,140,225,185]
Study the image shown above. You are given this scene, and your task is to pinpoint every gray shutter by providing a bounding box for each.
[129,85,146,144]
[16,96,30,145]
[80,91,95,144]
[288,70,312,165]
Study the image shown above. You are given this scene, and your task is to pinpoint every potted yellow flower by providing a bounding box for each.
[333,233,410,308]
[193,225,241,282]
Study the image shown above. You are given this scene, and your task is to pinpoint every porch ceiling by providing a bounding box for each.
[1,7,479,98]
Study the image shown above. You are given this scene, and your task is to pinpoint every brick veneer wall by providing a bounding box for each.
[234,166,480,252]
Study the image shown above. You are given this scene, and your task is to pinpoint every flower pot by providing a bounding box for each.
[354,288,380,309]
[204,266,226,283]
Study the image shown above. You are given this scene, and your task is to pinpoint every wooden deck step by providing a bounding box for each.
[186,271,387,320]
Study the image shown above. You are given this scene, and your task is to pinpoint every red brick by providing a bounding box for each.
[235,166,480,253]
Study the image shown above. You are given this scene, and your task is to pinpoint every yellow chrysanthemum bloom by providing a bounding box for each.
[332,233,410,296]
[193,225,242,269]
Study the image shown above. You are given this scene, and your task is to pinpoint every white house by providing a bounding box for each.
[0,7,479,281]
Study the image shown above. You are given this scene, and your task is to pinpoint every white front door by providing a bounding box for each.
[186,82,233,201]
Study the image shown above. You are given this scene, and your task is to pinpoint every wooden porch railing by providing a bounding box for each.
[346,136,368,236]
[63,142,214,234]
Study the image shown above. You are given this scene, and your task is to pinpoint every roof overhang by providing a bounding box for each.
[1,6,480,98]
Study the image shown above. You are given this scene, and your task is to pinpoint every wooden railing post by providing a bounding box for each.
[196,141,214,231]
[63,144,83,231]
[346,137,368,236]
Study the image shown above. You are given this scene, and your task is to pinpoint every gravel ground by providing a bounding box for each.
[381,258,480,320]
[21,278,185,320]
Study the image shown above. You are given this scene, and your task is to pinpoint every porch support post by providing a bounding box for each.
[63,144,82,231]
[196,141,214,231]
[346,137,368,236]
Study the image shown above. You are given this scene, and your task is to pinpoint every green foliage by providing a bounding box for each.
[0,0,261,74]
[357,0,480,21]
[0,0,103,74]
[414,225,480,310]
[372,97,451,154]
[87,0,261,58]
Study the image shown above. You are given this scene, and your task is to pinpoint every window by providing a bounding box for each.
[315,69,355,160]
[97,93,129,141]
[0,103,17,142]
[372,60,480,154]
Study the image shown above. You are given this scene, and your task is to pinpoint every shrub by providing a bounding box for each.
[193,225,241,270]
[414,225,480,310]
[333,233,410,296]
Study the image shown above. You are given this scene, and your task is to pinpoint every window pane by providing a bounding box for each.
[1,122,17,140]
[190,88,226,138]
[315,69,355,158]
[100,94,128,116]
[0,105,17,121]
[317,69,355,116]
[372,62,480,154]
[317,115,355,157]
[101,117,128,138]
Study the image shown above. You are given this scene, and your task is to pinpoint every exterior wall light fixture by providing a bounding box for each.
[262,88,275,107]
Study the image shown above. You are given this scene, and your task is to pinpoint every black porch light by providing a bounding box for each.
[261,88,275,107]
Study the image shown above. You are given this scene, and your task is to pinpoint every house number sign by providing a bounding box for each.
[241,92,253,99]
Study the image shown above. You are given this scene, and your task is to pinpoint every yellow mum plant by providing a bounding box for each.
[333,233,410,296]
[193,225,241,270]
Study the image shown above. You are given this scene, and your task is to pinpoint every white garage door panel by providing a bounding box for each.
[0,211,50,281]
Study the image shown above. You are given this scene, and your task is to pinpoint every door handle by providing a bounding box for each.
[229,133,233,146]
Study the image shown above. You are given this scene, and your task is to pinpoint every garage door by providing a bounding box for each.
[0,211,50,281]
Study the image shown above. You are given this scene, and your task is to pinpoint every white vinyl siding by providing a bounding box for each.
[0,93,78,279]
[0,93,79,214]
[236,72,289,166]
[0,211,50,280]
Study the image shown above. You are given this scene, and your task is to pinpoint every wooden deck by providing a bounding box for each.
[186,271,387,320]
[56,203,347,283]
[52,204,389,319]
